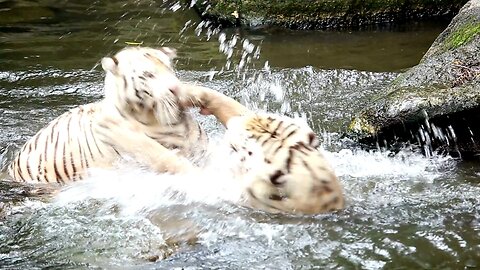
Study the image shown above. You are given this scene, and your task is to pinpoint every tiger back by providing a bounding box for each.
[9,46,208,184]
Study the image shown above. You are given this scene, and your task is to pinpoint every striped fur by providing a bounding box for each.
[230,114,344,214]
[181,86,345,214]
[9,46,208,184]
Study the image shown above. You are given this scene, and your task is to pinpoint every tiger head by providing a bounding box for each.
[228,114,345,215]
[101,46,186,125]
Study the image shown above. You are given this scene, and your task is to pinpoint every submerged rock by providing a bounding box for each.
[191,0,467,29]
[348,0,480,158]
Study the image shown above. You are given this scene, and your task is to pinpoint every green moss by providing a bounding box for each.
[445,22,480,50]
[194,0,468,29]
[348,116,377,136]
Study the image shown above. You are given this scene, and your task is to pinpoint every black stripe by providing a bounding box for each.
[269,170,284,186]
[25,162,33,180]
[291,143,310,155]
[143,71,155,78]
[286,148,293,172]
[123,75,128,89]
[111,145,120,156]
[115,105,127,119]
[20,143,27,153]
[271,142,283,156]
[52,130,65,184]
[62,140,70,180]
[64,115,74,179]
[135,88,142,100]
[69,149,76,181]
[247,188,283,211]
[81,118,91,169]
[77,136,85,175]
[38,145,44,181]
[268,194,285,201]
[283,127,297,141]
[142,90,153,97]
[85,131,95,161]
[43,167,50,182]
[302,158,322,183]
[323,185,333,193]
[197,122,207,143]
[103,141,121,156]
[151,131,184,138]
[42,131,51,183]
[260,136,271,147]
[111,56,119,65]
[15,156,25,182]
[183,113,190,131]
[308,133,316,146]
[50,119,59,144]
[130,114,149,125]
[89,121,104,157]
[33,133,41,151]
[67,116,77,180]
[271,120,283,137]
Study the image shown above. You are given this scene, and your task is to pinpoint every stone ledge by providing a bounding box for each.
[190,0,468,29]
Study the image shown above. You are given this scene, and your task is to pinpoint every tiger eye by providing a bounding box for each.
[143,71,155,78]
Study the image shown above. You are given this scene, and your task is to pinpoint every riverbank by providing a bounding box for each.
[192,0,468,29]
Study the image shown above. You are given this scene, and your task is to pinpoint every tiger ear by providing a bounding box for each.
[101,57,118,73]
[159,47,177,59]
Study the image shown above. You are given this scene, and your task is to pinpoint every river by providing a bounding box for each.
[1,1,479,269]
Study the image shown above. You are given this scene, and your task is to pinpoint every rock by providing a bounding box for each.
[191,0,467,29]
[348,0,480,158]
[0,1,56,25]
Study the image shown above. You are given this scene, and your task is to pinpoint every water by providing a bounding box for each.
[1,1,479,269]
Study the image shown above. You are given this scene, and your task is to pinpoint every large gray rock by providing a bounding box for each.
[191,0,467,29]
[348,0,480,157]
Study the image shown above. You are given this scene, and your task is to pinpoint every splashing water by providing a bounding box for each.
[0,140,465,269]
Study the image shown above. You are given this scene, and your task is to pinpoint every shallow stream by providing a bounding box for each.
[1,1,479,269]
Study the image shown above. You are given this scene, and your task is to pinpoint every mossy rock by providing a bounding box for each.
[190,0,468,29]
[348,0,480,157]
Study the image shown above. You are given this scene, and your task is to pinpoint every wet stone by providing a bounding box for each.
[191,0,468,29]
[348,0,480,158]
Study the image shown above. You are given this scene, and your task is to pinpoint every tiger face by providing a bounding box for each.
[227,114,345,214]
[101,46,185,125]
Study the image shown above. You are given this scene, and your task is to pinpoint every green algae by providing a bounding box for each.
[445,22,480,49]
[193,0,467,29]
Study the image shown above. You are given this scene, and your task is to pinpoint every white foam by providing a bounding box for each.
[49,141,456,220]
[52,140,248,216]
[324,148,454,181]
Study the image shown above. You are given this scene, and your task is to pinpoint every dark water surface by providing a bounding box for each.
[1,1,479,269]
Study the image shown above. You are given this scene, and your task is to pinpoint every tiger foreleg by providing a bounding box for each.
[94,117,194,174]
[179,83,253,127]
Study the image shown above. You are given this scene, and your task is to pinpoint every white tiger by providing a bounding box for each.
[178,85,345,214]
[9,46,208,184]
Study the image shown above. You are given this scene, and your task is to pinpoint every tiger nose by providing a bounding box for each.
[169,85,180,96]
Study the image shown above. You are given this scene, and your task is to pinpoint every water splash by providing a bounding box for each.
[53,167,244,216]
[0,134,471,269]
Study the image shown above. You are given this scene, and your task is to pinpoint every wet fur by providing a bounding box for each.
[181,86,345,214]
[9,47,208,184]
